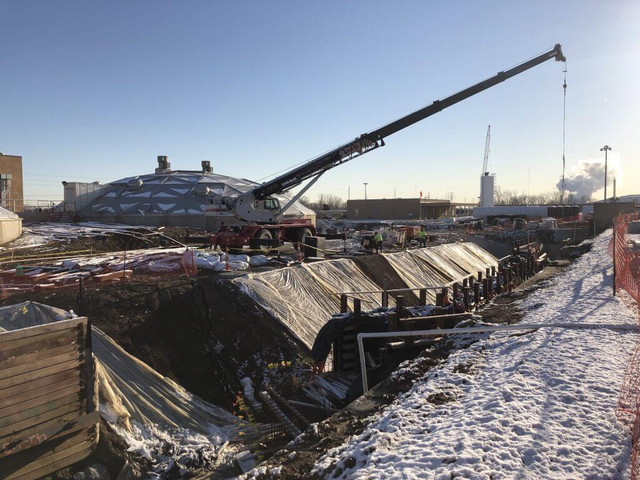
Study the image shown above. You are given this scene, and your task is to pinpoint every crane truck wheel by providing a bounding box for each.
[255,229,273,255]
[295,228,313,252]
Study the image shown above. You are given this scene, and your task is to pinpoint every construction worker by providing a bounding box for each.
[418,227,427,247]
[374,232,383,253]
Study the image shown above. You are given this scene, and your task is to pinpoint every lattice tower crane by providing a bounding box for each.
[482,125,491,175]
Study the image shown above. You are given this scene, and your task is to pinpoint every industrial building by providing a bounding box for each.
[64,156,315,231]
[0,153,24,212]
[347,198,458,220]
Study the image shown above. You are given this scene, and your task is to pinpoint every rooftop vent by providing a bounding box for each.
[127,177,144,190]
[202,161,212,173]
[193,184,210,197]
[155,155,171,174]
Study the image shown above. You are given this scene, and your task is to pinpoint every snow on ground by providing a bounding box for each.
[313,230,638,479]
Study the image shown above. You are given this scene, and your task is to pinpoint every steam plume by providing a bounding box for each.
[557,159,620,200]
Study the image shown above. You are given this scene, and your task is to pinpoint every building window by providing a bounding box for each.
[0,174,12,209]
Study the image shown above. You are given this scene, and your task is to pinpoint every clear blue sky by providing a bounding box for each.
[1,0,638,204]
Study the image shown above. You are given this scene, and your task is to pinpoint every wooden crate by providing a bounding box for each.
[0,317,99,480]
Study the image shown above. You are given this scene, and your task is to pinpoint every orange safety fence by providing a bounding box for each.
[613,212,640,479]
[0,248,199,300]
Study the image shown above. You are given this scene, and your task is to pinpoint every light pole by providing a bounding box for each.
[600,145,612,202]
[363,182,368,200]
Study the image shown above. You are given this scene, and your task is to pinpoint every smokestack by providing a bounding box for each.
[155,155,171,174]
[201,161,212,173]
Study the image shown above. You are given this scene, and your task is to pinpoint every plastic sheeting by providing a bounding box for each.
[383,252,451,303]
[384,243,499,303]
[0,301,240,436]
[304,259,394,312]
[234,266,339,348]
[433,242,499,275]
[235,244,498,345]
[234,259,387,349]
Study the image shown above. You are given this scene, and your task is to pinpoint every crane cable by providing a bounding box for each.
[561,64,568,203]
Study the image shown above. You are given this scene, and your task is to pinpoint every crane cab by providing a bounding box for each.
[255,197,281,212]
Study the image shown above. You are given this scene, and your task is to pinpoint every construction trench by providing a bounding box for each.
[0,224,570,479]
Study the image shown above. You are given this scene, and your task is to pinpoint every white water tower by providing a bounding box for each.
[480,172,495,207]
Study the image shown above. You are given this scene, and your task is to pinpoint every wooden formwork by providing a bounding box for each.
[0,317,99,480]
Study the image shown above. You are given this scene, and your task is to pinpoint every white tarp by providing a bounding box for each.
[234,266,339,348]
[234,245,497,348]
[0,302,245,472]
[304,258,395,312]
[384,243,498,303]
[234,259,389,349]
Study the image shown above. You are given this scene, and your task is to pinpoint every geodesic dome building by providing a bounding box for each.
[64,158,315,231]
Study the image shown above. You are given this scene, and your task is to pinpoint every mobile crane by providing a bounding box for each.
[211,44,566,253]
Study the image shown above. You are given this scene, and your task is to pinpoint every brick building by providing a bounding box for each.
[0,154,24,212]
[347,198,456,220]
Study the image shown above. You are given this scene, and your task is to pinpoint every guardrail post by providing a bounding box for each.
[354,297,361,332]
[482,278,489,302]
[388,311,397,331]
[396,295,404,320]
[436,292,443,307]
[474,281,480,310]
[463,286,470,311]
[340,294,348,313]
[419,288,427,306]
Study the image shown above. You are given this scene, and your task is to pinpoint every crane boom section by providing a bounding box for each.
[252,44,565,201]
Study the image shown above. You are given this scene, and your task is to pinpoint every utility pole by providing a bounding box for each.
[600,145,612,202]
[363,182,368,200]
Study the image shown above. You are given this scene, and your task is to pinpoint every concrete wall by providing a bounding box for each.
[0,154,24,212]
[593,202,638,231]
[0,216,22,245]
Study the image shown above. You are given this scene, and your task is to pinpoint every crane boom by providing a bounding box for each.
[234,44,565,223]
[482,125,491,175]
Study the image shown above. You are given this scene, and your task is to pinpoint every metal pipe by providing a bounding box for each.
[357,322,637,392]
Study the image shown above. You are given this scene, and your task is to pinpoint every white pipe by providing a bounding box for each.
[357,322,637,393]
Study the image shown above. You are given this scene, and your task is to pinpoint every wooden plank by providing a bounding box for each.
[0,343,80,372]
[0,375,80,411]
[0,427,92,474]
[0,385,81,421]
[0,369,81,403]
[0,411,99,457]
[0,360,80,391]
[0,350,82,382]
[4,434,95,480]
[17,444,96,480]
[0,399,81,437]
[0,318,87,345]
[0,329,81,362]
